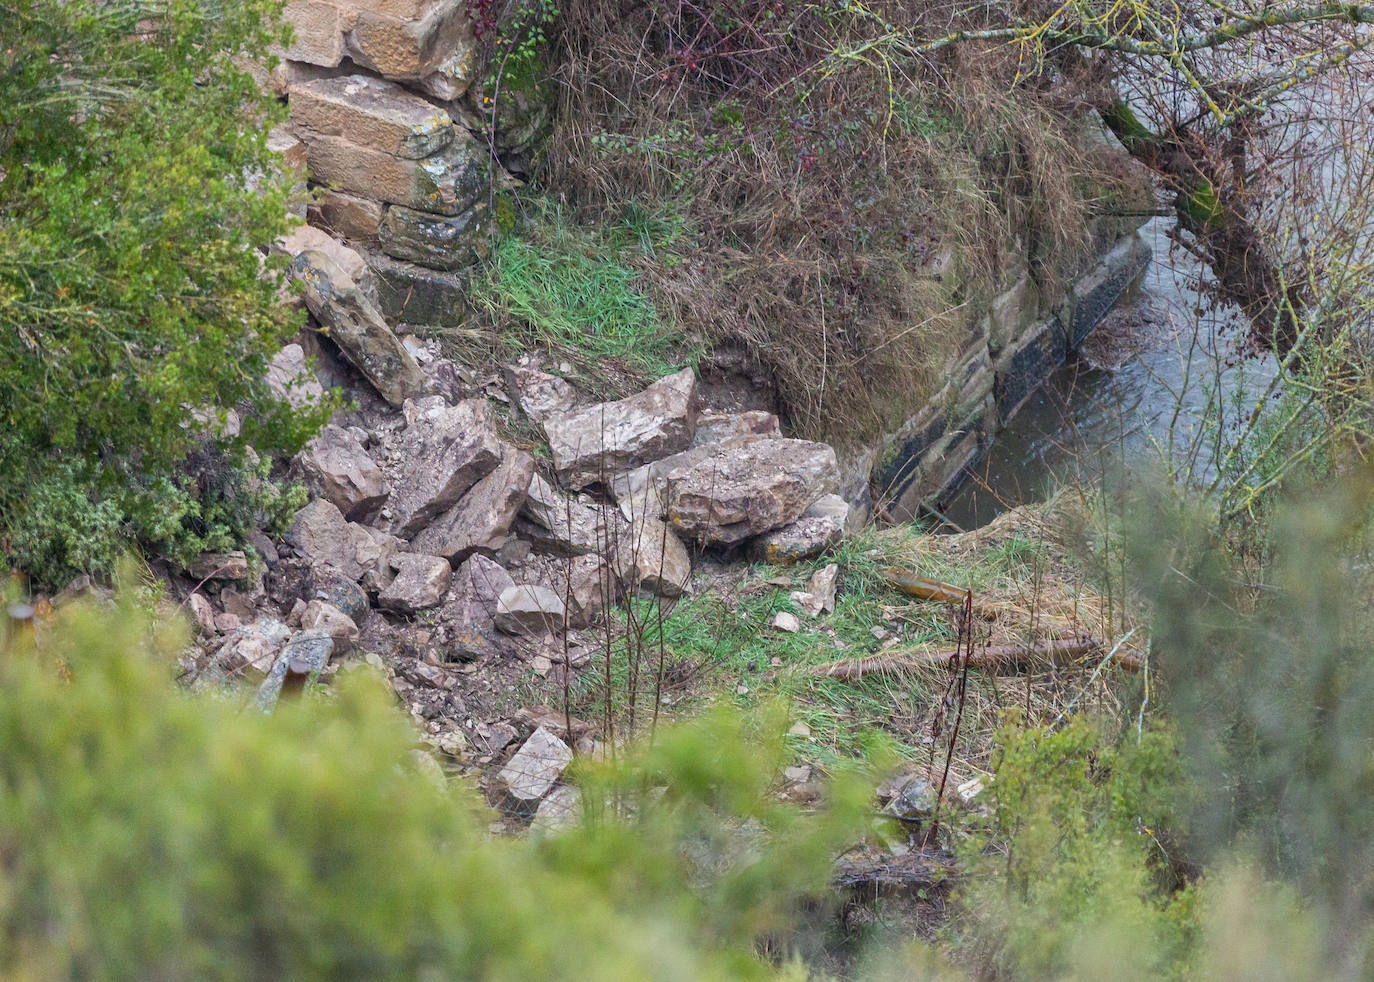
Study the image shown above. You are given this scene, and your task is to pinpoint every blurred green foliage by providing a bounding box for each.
[0,593,878,981]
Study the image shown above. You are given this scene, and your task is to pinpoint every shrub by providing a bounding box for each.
[0,594,876,980]
[0,0,331,584]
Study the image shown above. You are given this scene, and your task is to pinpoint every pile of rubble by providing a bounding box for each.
[183,296,854,815]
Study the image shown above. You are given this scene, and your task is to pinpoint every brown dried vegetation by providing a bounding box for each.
[542,0,1148,446]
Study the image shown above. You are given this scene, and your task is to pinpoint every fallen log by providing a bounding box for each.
[881,568,967,605]
[832,855,961,893]
[808,635,1143,681]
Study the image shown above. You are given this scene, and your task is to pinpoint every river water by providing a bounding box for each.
[941,216,1273,530]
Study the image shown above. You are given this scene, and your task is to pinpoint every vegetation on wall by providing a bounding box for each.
[531,0,1148,445]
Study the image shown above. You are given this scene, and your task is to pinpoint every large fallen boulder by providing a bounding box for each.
[505,366,579,424]
[542,368,698,489]
[514,474,615,556]
[444,554,515,631]
[298,424,388,521]
[747,493,850,564]
[614,515,691,598]
[411,447,534,560]
[493,584,566,635]
[286,499,385,581]
[662,438,840,546]
[497,726,573,810]
[385,397,502,537]
[378,553,452,613]
[291,249,425,406]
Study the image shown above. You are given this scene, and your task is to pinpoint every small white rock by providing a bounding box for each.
[772,611,800,633]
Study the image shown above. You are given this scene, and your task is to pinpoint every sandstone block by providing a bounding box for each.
[292,249,426,406]
[614,515,691,598]
[345,1,473,81]
[505,366,578,423]
[298,424,388,521]
[378,553,452,613]
[543,368,698,489]
[664,439,840,546]
[747,494,849,564]
[279,0,345,67]
[445,554,515,631]
[299,599,361,651]
[386,397,502,537]
[291,74,453,159]
[377,201,491,270]
[366,249,469,326]
[497,726,572,806]
[412,447,534,561]
[493,585,566,635]
[305,132,486,215]
[308,189,385,240]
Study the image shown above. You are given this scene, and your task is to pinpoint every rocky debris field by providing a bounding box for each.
[164,239,858,821]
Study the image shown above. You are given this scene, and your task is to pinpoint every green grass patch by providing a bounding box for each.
[469,202,694,397]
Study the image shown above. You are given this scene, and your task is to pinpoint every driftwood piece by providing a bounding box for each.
[881,568,967,605]
[808,635,1143,681]
[832,854,961,892]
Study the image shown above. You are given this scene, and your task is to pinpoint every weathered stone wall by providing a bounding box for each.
[263,0,502,328]
[847,230,1151,522]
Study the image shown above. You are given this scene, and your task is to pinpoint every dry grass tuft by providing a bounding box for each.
[543,0,1145,446]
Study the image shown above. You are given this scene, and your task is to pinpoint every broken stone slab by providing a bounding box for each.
[497,726,573,807]
[691,409,781,447]
[215,618,293,677]
[385,397,502,537]
[187,593,218,636]
[290,74,453,159]
[304,131,487,215]
[378,553,452,613]
[298,424,388,521]
[292,249,426,406]
[187,551,250,581]
[377,202,491,271]
[542,368,698,489]
[445,554,515,631]
[266,343,326,409]
[514,477,616,557]
[747,493,850,564]
[411,447,534,561]
[493,584,566,635]
[344,0,473,82]
[308,189,385,240]
[299,599,361,651]
[530,784,581,834]
[772,611,800,633]
[614,515,691,599]
[505,365,578,424]
[807,563,839,613]
[276,223,371,286]
[286,499,383,581]
[564,554,618,627]
[664,438,841,547]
